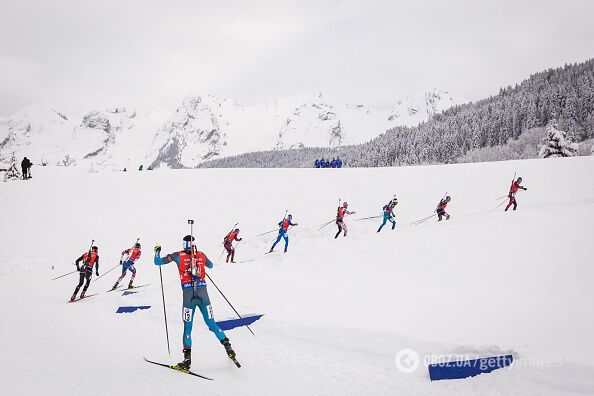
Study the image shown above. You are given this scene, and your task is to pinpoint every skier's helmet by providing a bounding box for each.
[235,228,240,233]
[182,235,195,253]
[517,177,522,182]
[134,242,141,248]
[91,246,98,252]
[287,214,292,219]
[445,195,451,202]
[343,202,348,208]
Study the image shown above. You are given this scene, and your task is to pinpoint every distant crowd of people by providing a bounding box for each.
[314,157,343,168]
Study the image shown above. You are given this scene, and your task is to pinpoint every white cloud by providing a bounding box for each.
[1,0,593,116]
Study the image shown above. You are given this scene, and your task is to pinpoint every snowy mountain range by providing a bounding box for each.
[0,90,465,171]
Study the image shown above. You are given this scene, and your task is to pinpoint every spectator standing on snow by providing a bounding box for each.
[21,157,32,179]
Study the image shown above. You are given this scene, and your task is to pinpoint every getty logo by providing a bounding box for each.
[394,348,420,374]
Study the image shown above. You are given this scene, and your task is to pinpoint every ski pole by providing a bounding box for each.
[316,219,335,231]
[93,262,121,282]
[51,268,79,280]
[495,197,508,209]
[410,213,436,225]
[354,215,382,222]
[205,273,255,336]
[158,263,171,356]
[256,229,277,236]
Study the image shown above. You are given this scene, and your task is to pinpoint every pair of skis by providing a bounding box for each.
[144,353,241,381]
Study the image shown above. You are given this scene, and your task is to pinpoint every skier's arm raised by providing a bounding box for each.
[153,245,180,266]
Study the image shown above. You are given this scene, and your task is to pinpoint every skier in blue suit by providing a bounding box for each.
[269,215,298,253]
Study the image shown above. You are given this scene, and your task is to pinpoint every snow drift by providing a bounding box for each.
[0,156,593,395]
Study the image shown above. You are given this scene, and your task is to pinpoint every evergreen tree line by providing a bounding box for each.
[200,59,594,168]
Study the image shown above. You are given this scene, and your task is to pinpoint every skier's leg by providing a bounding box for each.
[271,234,282,250]
[128,265,136,287]
[181,289,197,349]
[390,217,396,230]
[505,197,513,211]
[513,198,517,210]
[283,233,289,252]
[230,248,236,262]
[335,222,342,239]
[82,271,91,292]
[195,288,226,341]
[342,222,348,236]
[378,215,388,232]
[225,242,232,262]
[72,271,85,298]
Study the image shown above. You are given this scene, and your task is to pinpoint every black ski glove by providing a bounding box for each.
[238,238,243,241]
[119,260,123,265]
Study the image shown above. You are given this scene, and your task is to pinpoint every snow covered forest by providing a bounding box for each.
[201,59,594,168]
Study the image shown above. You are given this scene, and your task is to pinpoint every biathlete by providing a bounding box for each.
[269,214,298,253]
[505,177,527,211]
[154,235,237,369]
[377,196,398,232]
[70,246,99,301]
[112,242,141,290]
[224,228,242,263]
[335,202,356,238]
[436,196,451,221]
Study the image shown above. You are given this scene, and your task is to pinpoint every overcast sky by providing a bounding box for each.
[1,0,593,116]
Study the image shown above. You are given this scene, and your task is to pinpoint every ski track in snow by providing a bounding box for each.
[0,156,593,395]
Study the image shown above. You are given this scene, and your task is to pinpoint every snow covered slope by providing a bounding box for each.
[1,90,464,171]
[1,157,592,395]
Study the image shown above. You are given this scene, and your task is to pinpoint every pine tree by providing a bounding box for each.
[3,152,21,181]
[538,120,578,158]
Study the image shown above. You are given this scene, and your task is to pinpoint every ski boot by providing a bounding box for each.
[127,281,134,289]
[269,248,274,253]
[221,338,240,367]
[284,247,287,253]
[221,337,236,359]
[176,348,191,370]
[111,282,119,291]
[70,293,77,302]
[80,291,86,299]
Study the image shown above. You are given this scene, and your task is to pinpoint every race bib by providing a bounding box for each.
[183,307,193,322]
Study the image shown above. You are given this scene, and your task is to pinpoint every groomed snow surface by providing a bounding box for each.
[1,157,593,395]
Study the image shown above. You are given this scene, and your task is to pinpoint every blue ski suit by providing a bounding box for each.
[271,218,297,251]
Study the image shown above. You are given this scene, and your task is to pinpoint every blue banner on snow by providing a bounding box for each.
[116,306,151,313]
[428,354,513,381]
[122,291,138,296]
[216,314,264,331]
